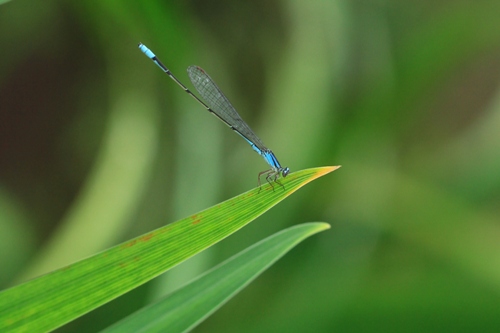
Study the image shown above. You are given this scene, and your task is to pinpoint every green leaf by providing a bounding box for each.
[101,222,330,333]
[0,166,339,333]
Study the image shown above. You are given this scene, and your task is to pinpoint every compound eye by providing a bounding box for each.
[282,167,290,177]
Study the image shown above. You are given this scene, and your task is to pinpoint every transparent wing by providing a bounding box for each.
[187,66,268,151]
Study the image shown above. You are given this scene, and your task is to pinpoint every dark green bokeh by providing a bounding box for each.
[1,0,500,332]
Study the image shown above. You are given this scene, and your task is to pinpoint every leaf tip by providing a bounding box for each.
[316,222,331,231]
[300,222,331,236]
[329,165,342,172]
[311,165,341,180]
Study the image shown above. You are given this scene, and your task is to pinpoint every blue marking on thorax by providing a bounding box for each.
[263,151,281,169]
[235,129,281,169]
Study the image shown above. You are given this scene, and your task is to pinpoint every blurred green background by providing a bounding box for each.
[1,0,500,332]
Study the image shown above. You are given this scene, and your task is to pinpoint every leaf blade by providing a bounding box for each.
[0,166,339,333]
[101,222,330,333]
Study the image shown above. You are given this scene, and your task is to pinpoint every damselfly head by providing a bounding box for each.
[282,167,290,177]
